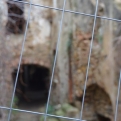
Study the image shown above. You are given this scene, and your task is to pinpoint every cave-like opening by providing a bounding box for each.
[76,84,112,121]
[12,64,50,104]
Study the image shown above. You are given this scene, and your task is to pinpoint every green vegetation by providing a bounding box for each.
[40,103,79,121]
[13,96,19,108]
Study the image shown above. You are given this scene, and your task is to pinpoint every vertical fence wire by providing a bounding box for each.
[44,0,66,121]
[7,0,32,121]
[79,0,99,120]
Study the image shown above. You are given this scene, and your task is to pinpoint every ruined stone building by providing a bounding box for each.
[0,0,121,121]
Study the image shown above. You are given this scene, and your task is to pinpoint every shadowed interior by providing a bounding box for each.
[12,64,50,103]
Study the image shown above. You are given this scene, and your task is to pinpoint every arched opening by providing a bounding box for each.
[6,0,25,34]
[12,64,50,104]
[77,84,113,121]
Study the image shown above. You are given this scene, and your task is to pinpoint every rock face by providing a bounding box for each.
[72,29,101,97]
[71,29,115,121]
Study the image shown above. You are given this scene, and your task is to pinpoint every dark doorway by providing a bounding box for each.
[12,64,50,103]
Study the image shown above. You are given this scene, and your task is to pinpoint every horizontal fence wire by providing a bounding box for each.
[0,0,121,121]
[9,0,121,22]
[0,106,86,121]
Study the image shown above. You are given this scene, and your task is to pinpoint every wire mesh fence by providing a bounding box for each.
[0,0,121,121]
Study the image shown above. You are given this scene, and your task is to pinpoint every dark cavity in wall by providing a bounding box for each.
[6,0,26,34]
[76,84,112,121]
[12,64,50,104]
[97,113,111,121]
